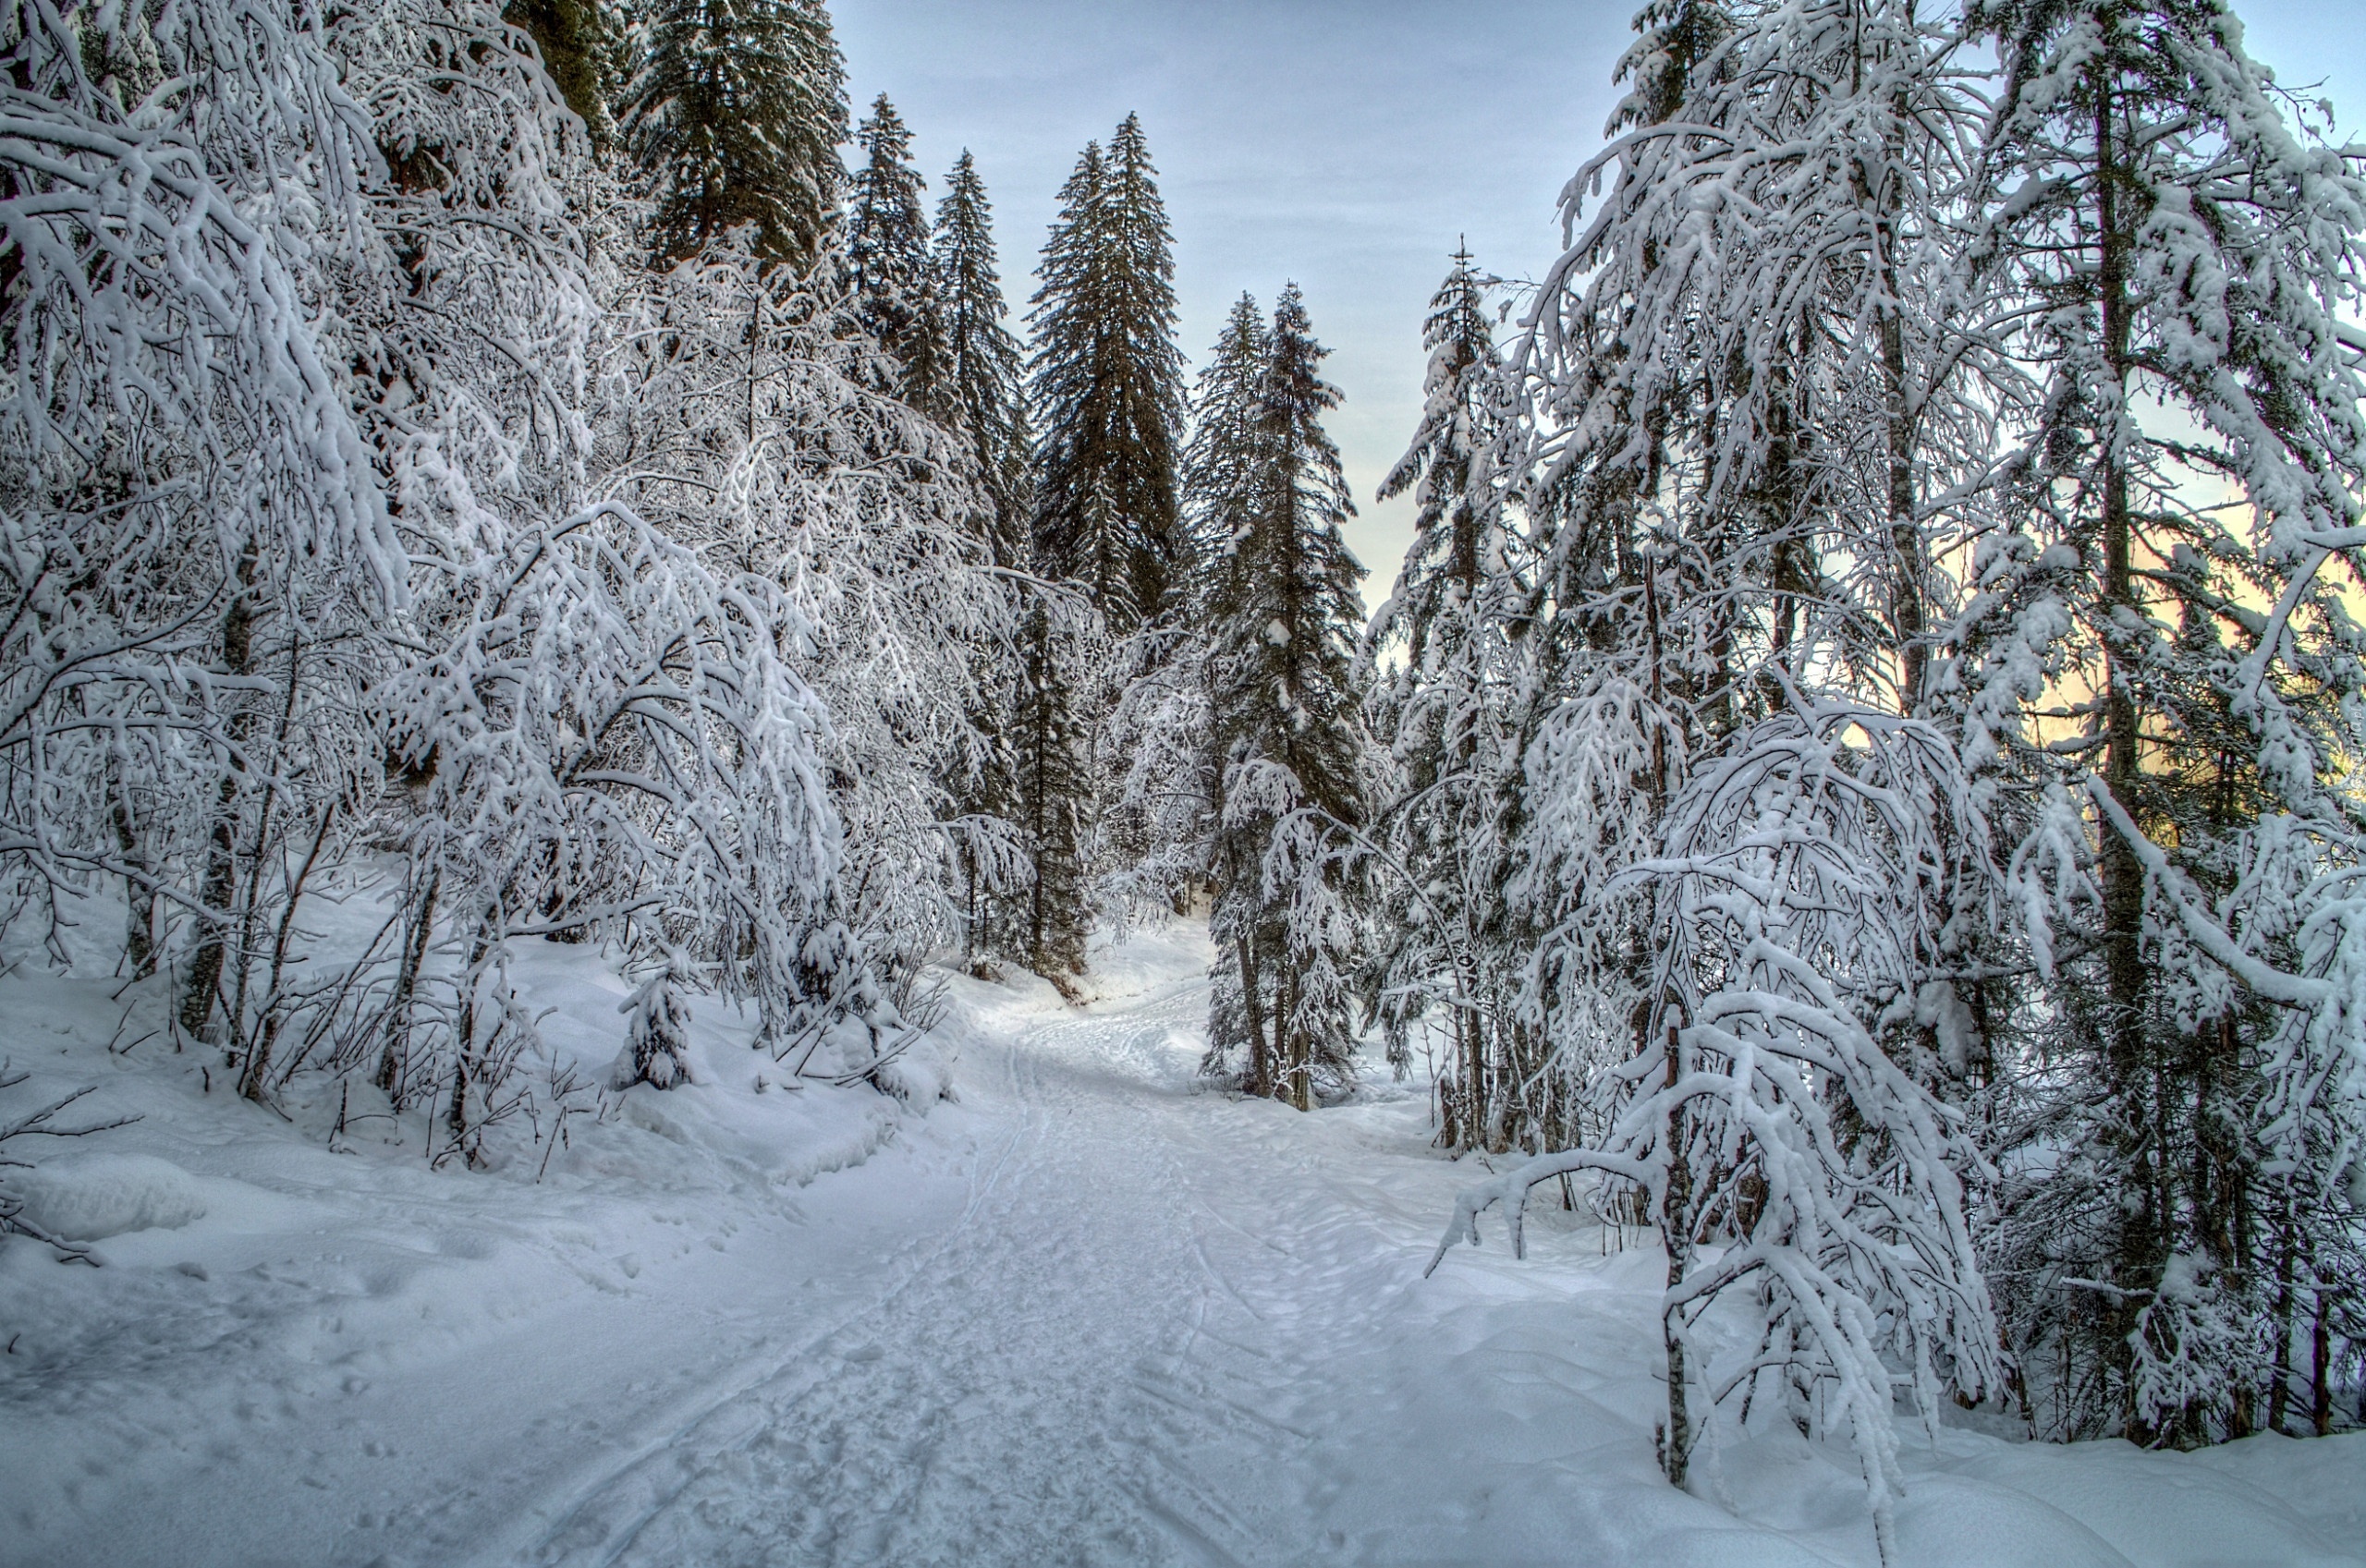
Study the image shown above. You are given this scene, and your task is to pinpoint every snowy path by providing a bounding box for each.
[6,927,2364,1568]
[489,940,2366,1568]
[505,949,1513,1568]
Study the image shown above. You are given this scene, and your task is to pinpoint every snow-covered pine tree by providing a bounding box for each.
[1423,5,2028,1549]
[846,93,941,395]
[1433,699,2003,1563]
[619,0,847,267]
[1184,297,1274,605]
[1028,115,1187,632]
[1474,0,1757,1125]
[1967,0,2366,1447]
[1013,116,1186,985]
[616,949,701,1090]
[988,139,1116,989]
[1012,597,1101,987]
[1366,246,1541,1136]
[1201,286,1375,1110]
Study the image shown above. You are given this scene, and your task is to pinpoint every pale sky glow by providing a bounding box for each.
[833,0,2366,612]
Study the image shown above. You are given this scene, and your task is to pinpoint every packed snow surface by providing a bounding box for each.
[2,923,2360,1567]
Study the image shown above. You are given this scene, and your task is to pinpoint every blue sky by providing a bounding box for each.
[833,0,2366,606]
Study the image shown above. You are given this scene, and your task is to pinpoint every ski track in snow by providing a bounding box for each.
[518,967,1357,1568]
[4,926,2363,1568]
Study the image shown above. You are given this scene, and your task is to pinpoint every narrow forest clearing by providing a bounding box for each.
[2,926,2359,1568]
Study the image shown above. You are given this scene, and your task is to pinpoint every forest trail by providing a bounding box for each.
[5,926,2360,1568]
[508,939,1487,1568]
[491,931,2366,1568]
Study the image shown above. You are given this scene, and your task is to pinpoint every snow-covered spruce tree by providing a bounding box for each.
[1418,2,2033,1546]
[1200,287,1375,1111]
[1470,0,2025,1165]
[615,947,701,1090]
[1010,595,1104,986]
[1433,699,2002,1562]
[1966,0,2366,1447]
[1365,246,1545,1130]
[846,94,942,397]
[618,0,847,267]
[1527,0,1994,722]
[992,139,1111,989]
[1139,292,1271,936]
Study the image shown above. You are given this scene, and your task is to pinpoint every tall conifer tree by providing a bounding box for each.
[930,150,1032,563]
[1967,0,2366,1448]
[1366,247,1533,1141]
[619,0,847,267]
[1201,286,1373,1110]
[846,94,939,390]
[922,151,1036,968]
[504,0,611,140]
[1028,115,1186,630]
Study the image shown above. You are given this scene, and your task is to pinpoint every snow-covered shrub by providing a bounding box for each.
[8,1153,206,1244]
[613,954,701,1090]
[588,235,1016,998]
[383,499,842,1082]
[0,1063,137,1262]
[1433,699,2002,1563]
[0,0,400,970]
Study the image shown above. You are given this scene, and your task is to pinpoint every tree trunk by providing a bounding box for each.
[2088,78,2167,1446]
[1661,1019,1693,1488]
[445,919,495,1167]
[2310,1245,2332,1438]
[179,542,261,1041]
[2269,1190,2298,1434]
[377,866,441,1105]
[1236,931,1269,1099]
[108,751,155,979]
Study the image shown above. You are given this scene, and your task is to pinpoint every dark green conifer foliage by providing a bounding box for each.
[504,0,611,140]
[1201,286,1372,1109]
[1374,245,1499,690]
[618,0,847,267]
[846,94,939,389]
[929,150,1032,565]
[1013,603,1093,987]
[1181,294,1272,599]
[1028,114,1186,632]
[920,152,1037,970]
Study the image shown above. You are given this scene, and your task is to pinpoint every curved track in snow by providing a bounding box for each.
[512,964,1398,1568]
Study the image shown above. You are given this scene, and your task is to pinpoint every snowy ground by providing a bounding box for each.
[2,920,2361,1568]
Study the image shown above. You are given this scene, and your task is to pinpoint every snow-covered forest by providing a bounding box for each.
[2,0,2363,1562]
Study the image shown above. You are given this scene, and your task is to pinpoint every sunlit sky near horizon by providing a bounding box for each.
[833,0,2366,612]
